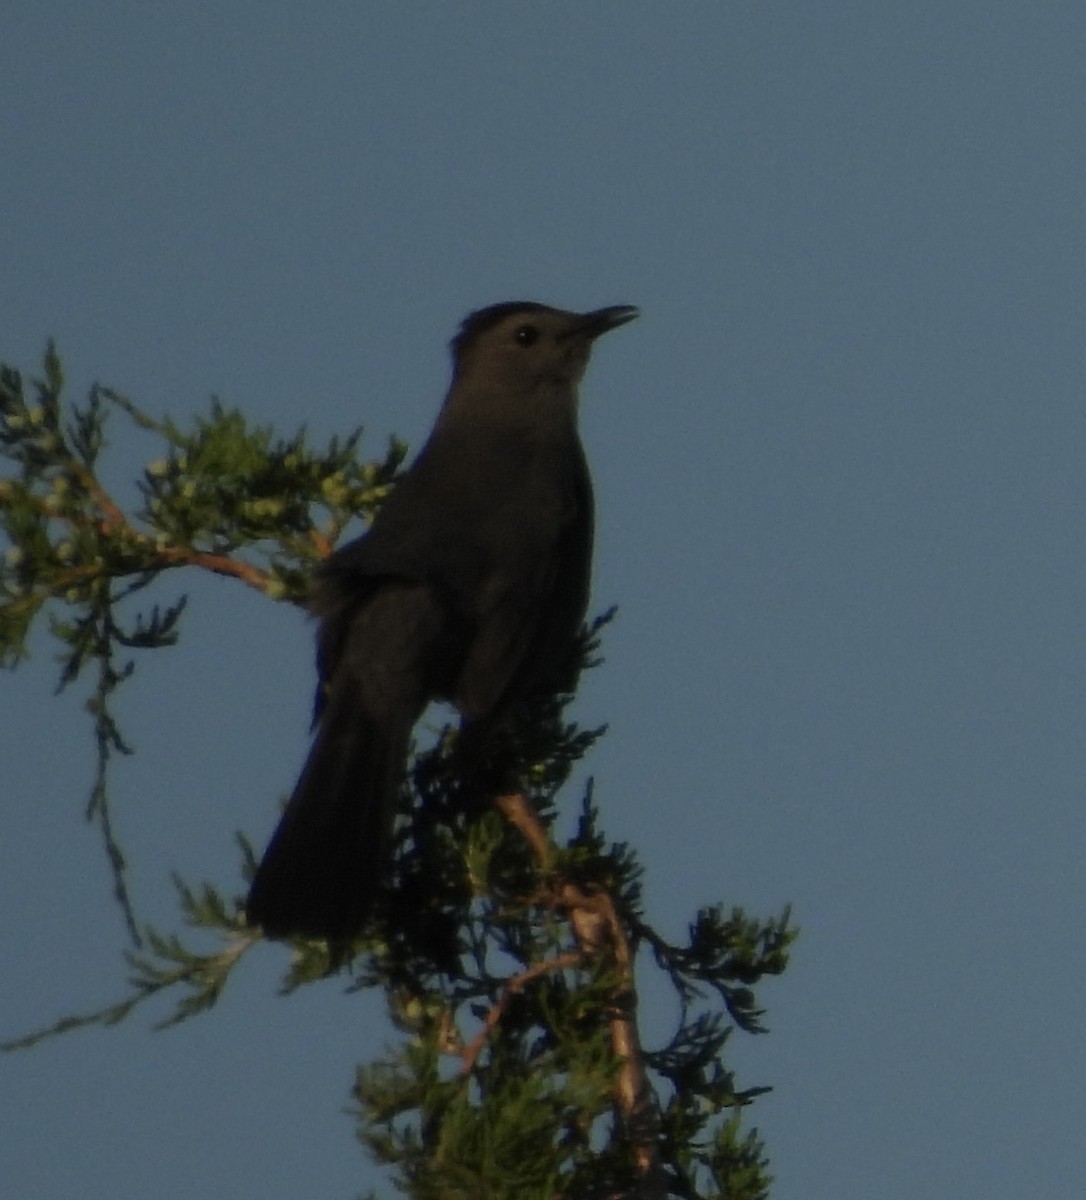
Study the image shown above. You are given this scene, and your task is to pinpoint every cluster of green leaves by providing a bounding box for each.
[0,344,403,938]
[349,771,792,1200]
[1,344,404,660]
[1,865,251,1050]
[1,346,796,1200]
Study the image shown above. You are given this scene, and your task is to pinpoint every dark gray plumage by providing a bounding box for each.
[246,301,638,942]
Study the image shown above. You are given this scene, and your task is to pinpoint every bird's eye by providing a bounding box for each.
[513,325,540,346]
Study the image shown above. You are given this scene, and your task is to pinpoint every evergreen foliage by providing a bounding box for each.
[1,346,794,1199]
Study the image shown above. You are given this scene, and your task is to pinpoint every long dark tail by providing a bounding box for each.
[246,683,412,943]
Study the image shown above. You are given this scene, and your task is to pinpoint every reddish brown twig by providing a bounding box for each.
[69,460,127,530]
[459,949,583,1076]
[308,525,335,559]
[20,468,276,596]
[494,791,554,867]
[157,545,272,593]
[493,791,667,1199]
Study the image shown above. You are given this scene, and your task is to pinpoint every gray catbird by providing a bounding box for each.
[246,301,638,942]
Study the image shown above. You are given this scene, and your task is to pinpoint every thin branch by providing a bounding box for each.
[18,470,273,595]
[494,791,555,869]
[494,791,667,1200]
[69,459,126,529]
[309,525,334,558]
[458,949,583,1076]
[2,931,257,1052]
[157,546,271,593]
[88,739,141,947]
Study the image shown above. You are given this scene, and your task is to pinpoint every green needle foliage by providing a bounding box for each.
[0,343,402,939]
[1,345,795,1200]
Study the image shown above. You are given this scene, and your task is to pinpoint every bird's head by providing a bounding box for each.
[449,302,639,396]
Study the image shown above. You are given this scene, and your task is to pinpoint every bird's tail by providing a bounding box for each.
[246,684,412,944]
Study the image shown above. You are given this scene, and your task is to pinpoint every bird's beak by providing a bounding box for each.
[566,305,640,340]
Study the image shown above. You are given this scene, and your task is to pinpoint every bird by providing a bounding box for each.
[246,301,639,943]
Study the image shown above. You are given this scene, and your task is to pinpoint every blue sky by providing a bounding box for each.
[3,4,1085,1197]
